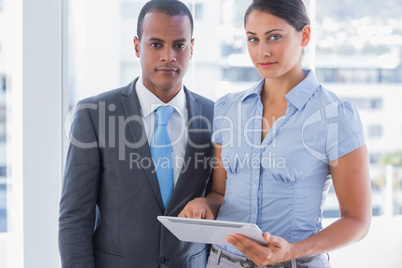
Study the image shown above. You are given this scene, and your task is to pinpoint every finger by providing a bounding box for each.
[228,234,268,263]
[264,232,282,248]
[178,207,193,218]
[230,234,269,266]
[205,209,215,220]
[264,232,269,242]
[178,209,187,218]
[192,208,205,219]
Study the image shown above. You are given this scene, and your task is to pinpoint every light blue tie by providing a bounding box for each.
[150,106,175,209]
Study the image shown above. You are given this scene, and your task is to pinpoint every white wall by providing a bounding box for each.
[324,216,402,268]
[6,0,63,267]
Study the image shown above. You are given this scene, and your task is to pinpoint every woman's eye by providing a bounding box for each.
[248,37,258,43]
[269,35,281,41]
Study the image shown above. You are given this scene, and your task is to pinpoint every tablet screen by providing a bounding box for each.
[158,216,267,246]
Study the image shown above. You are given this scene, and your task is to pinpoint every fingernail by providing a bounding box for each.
[226,236,233,244]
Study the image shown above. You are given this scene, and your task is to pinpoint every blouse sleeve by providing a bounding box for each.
[326,99,366,161]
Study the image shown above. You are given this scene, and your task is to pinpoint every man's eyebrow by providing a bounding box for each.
[147,37,189,43]
[148,37,165,43]
[246,29,284,35]
[172,38,188,43]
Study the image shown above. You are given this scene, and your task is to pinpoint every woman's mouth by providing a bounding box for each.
[259,62,276,68]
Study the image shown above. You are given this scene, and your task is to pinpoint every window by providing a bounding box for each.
[0,4,9,268]
[0,73,8,237]
[222,67,261,83]
[316,68,399,83]
[61,1,402,267]
[121,1,143,19]
[188,3,204,20]
[1,0,401,267]
[367,125,383,139]
[1,75,6,92]
[0,0,63,267]
[369,152,382,164]
[344,97,383,110]
[0,2,8,236]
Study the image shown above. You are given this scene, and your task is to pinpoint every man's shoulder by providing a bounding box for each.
[78,79,137,104]
[184,88,214,108]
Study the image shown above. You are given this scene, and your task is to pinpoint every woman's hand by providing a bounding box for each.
[178,197,215,219]
[227,232,294,267]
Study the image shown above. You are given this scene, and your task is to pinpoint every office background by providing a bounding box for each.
[1,0,402,267]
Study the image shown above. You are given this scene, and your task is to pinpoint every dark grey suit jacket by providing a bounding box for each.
[59,78,214,268]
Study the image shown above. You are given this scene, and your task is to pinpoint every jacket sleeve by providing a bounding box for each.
[58,102,101,268]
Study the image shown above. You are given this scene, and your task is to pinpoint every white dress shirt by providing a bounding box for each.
[136,77,188,186]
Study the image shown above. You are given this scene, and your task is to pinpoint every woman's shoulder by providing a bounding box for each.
[307,82,359,118]
[214,80,264,116]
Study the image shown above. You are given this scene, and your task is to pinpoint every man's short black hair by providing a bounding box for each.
[137,0,194,40]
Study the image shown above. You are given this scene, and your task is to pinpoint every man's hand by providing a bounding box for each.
[178,197,215,219]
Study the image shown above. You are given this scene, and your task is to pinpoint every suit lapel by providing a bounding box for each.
[166,88,202,212]
[120,78,165,211]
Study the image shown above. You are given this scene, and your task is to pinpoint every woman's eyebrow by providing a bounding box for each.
[246,29,284,35]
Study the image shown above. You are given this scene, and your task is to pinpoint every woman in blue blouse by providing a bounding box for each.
[179,0,371,267]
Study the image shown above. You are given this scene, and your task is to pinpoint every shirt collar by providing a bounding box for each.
[286,70,320,110]
[240,79,265,102]
[136,76,187,118]
[240,69,320,110]
[285,69,320,110]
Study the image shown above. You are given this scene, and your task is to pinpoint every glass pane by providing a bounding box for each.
[65,0,402,220]
[316,0,402,218]
[0,0,11,267]
[64,0,401,266]
[66,0,260,108]
[0,0,8,234]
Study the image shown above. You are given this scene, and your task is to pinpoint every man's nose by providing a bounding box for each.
[160,47,176,62]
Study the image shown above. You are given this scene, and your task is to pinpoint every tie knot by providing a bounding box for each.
[155,106,174,126]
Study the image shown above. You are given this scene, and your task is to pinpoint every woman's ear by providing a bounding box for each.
[301,25,311,47]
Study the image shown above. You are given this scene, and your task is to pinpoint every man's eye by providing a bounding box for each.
[151,43,161,48]
[175,44,186,49]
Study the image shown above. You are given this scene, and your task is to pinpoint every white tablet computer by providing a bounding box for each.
[157,216,267,246]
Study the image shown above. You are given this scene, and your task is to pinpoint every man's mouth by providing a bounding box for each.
[156,66,178,72]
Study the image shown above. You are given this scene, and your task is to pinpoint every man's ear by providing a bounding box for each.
[190,38,195,59]
[301,25,311,47]
[134,36,140,57]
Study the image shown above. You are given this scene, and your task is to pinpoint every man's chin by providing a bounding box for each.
[158,84,181,92]
[156,78,182,91]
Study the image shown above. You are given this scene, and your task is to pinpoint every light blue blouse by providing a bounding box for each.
[212,70,365,256]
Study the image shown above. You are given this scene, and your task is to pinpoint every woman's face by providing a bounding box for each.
[245,10,310,80]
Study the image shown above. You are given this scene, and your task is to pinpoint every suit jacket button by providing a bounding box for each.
[160,257,167,264]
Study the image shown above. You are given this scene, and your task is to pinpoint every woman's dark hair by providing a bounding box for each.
[244,0,310,32]
[137,0,194,40]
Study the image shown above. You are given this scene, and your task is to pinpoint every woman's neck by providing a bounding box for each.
[262,68,306,101]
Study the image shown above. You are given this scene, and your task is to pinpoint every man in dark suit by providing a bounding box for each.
[58,1,214,267]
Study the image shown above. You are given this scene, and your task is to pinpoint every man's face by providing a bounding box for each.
[134,12,194,99]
